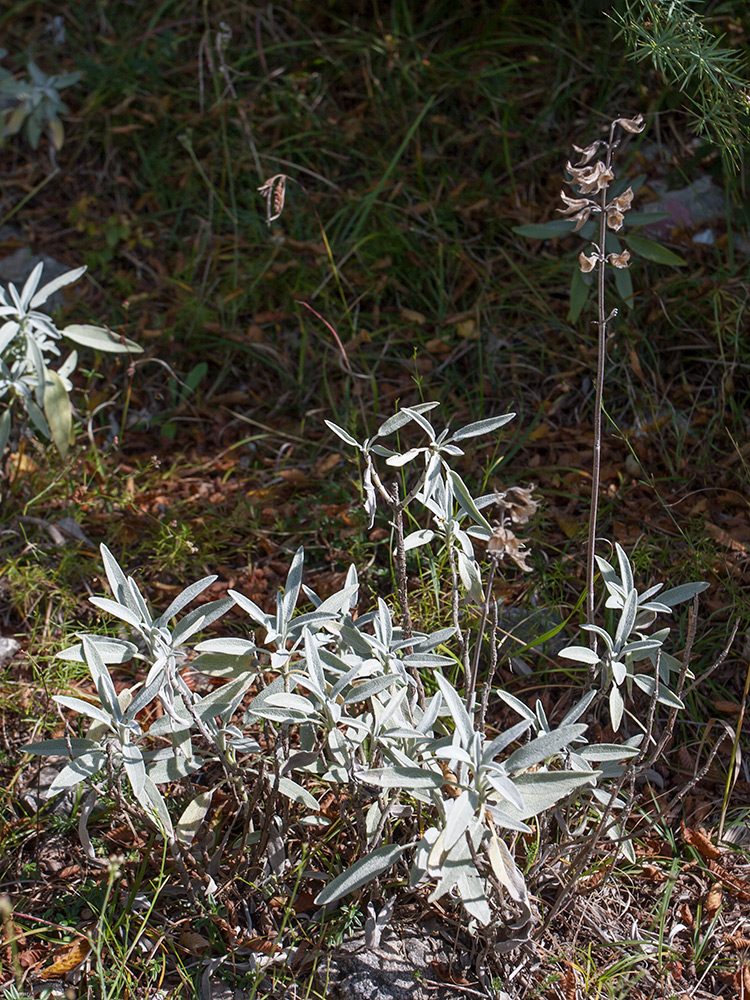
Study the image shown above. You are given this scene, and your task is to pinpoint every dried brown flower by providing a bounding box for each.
[566,160,614,195]
[614,114,645,134]
[608,250,631,269]
[495,485,539,524]
[571,140,604,166]
[487,525,533,572]
[579,250,598,273]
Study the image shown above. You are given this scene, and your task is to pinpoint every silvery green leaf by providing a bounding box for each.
[400,406,436,438]
[324,420,360,448]
[411,627,455,652]
[639,582,664,602]
[558,644,601,665]
[137,774,173,838]
[451,413,515,441]
[482,719,533,761]
[623,639,663,658]
[314,583,360,616]
[24,397,50,438]
[89,596,143,629]
[440,443,464,457]
[456,550,483,602]
[506,770,598,819]
[278,777,320,811]
[609,685,624,731]
[126,577,152,625]
[455,868,491,926]
[440,790,477,853]
[121,742,146,799]
[559,689,597,726]
[0,321,19,355]
[46,751,106,796]
[447,469,493,531]
[315,842,410,906]
[416,692,443,735]
[431,744,475,769]
[171,597,235,646]
[62,324,142,354]
[580,624,615,651]
[409,401,441,415]
[82,635,122,722]
[57,636,138,664]
[403,652,455,669]
[194,673,254,725]
[376,410,416,437]
[175,789,213,846]
[504,725,587,773]
[43,369,71,457]
[228,590,271,629]
[403,529,435,552]
[435,673,474,749]
[374,686,409,731]
[265,692,316,716]
[485,769,526,811]
[99,545,132,606]
[615,543,634,592]
[595,555,619,590]
[385,447,423,467]
[485,802,532,833]
[30,265,87,310]
[632,674,684,710]
[361,766,443,790]
[578,744,639,761]
[194,637,256,655]
[495,690,538,724]
[157,575,218,625]
[281,546,305,626]
[343,675,398,703]
[123,667,166,722]
[658,582,709,606]
[53,695,113,728]
[24,737,100,756]
[487,833,527,904]
[281,751,320,776]
[0,408,10,456]
[147,754,203,783]
[615,589,638,648]
[612,660,627,686]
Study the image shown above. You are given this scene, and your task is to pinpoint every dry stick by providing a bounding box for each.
[585,120,619,650]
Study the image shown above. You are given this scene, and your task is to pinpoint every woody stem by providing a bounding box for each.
[585,122,618,650]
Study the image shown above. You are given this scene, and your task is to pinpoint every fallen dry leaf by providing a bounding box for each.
[681,822,722,860]
[178,930,211,956]
[705,883,723,919]
[38,935,92,979]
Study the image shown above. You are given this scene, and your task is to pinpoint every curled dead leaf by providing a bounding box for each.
[38,935,92,979]
[705,883,723,919]
[681,822,722,860]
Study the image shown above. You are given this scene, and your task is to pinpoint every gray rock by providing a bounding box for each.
[0,635,20,665]
[0,238,72,311]
[318,927,464,1000]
